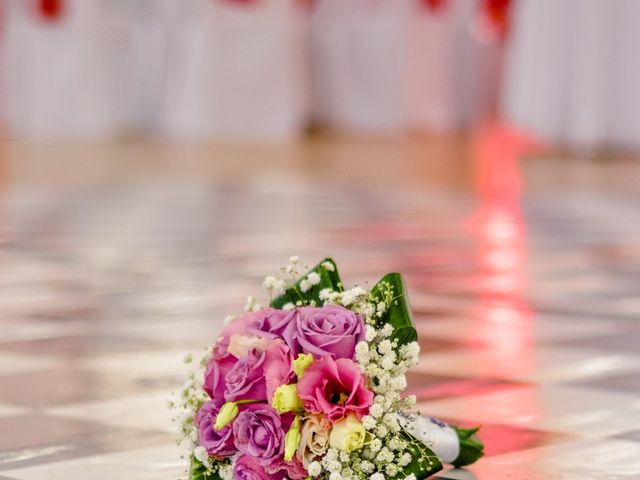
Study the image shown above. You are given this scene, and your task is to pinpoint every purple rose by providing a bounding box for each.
[282,305,365,359]
[233,404,289,463]
[195,400,236,458]
[255,308,296,336]
[234,455,285,480]
[224,347,267,402]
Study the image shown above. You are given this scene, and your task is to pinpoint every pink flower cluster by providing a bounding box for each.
[197,305,373,479]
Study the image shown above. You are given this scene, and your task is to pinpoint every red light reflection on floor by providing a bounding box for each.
[470,123,537,360]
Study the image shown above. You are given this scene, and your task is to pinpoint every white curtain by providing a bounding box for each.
[1,0,502,141]
[4,0,134,141]
[310,0,503,133]
[501,0,640,151]
[162,0,309,142]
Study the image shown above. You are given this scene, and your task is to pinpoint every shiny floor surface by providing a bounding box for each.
[0,137,639,479]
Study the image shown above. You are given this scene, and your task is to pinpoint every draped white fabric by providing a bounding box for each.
[1,0,503,141]
[310,0,502,133]
[501,0,640,150]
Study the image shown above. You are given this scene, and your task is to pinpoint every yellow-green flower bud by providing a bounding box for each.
[214,401,238,430]
[272,384,304,414]
[284,416,302,462]
[329,414,366,451]
[293,353,314,379]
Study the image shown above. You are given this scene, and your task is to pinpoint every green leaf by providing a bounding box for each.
[400,431,444,479]
[370,272,417,348]
[189,457,222,480]
[270,258,342,308]
[451,425,485,467]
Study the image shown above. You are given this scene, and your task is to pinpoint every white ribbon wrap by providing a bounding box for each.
[404,415,460,464]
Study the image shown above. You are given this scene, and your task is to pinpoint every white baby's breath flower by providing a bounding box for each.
[379,323,394,338]
[376,424,388,437]
[223,314,235,326]
[289,256,300,264]
[359,460,374,474]
[244,295,260,312]
[329,473,342,480]
[369,403,384,418]
[380,355,395,371]
[263,275,277,290]
[220,465,233,480]
[193,446,210,468]
[378,340,393,355]
[324,448,338,461]
[362,415,377,430]
[308,461,322,476]
[321,261,335,271]
[371,473,384,480]
[369,438,382,452]
[404,394,417,406]
[307,272,321,286]
[385,464,399,476]
[319,288,337,302]
[300,279,311,293]
[365,325,377,342]
[355,342,369,355]
[389,375,407,391]
[282,302,295,311]
[340,286,366,306]
[399,452,412,467]
[406,474,417,480]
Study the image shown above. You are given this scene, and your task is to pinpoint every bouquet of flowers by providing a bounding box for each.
[173,257,484,480]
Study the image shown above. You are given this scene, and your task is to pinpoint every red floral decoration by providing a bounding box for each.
[481,0,512,38]
[422,0,448,13]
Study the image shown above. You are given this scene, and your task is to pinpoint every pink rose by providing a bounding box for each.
[204,347,237,400]
[263,342,295,403]
[280,306,365,359]
[297,356,374,422]
[224,347,267,402]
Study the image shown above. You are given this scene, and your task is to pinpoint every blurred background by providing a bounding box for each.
[1,0,640,148]
[0,1,640,479]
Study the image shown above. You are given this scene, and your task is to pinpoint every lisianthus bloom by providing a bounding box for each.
[233,455,285,480]
[297,414,331,467]
[297,356,373,422]
[280,305,365,359]
[329,413,366,451]
[224,347,267,402]
[195,400,236,458]
[233,404,289,463]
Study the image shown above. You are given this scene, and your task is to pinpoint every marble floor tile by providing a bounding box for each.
[1,146,639,478]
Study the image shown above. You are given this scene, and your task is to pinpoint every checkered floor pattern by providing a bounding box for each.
[0,184,639,479]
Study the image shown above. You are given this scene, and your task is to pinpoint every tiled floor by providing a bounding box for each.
[0,135,639,479]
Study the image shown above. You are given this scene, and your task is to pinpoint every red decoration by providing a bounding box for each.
[422,0,448,13]
[481,0,512,38]
[220,0,256,5]
[37,0,64,21]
